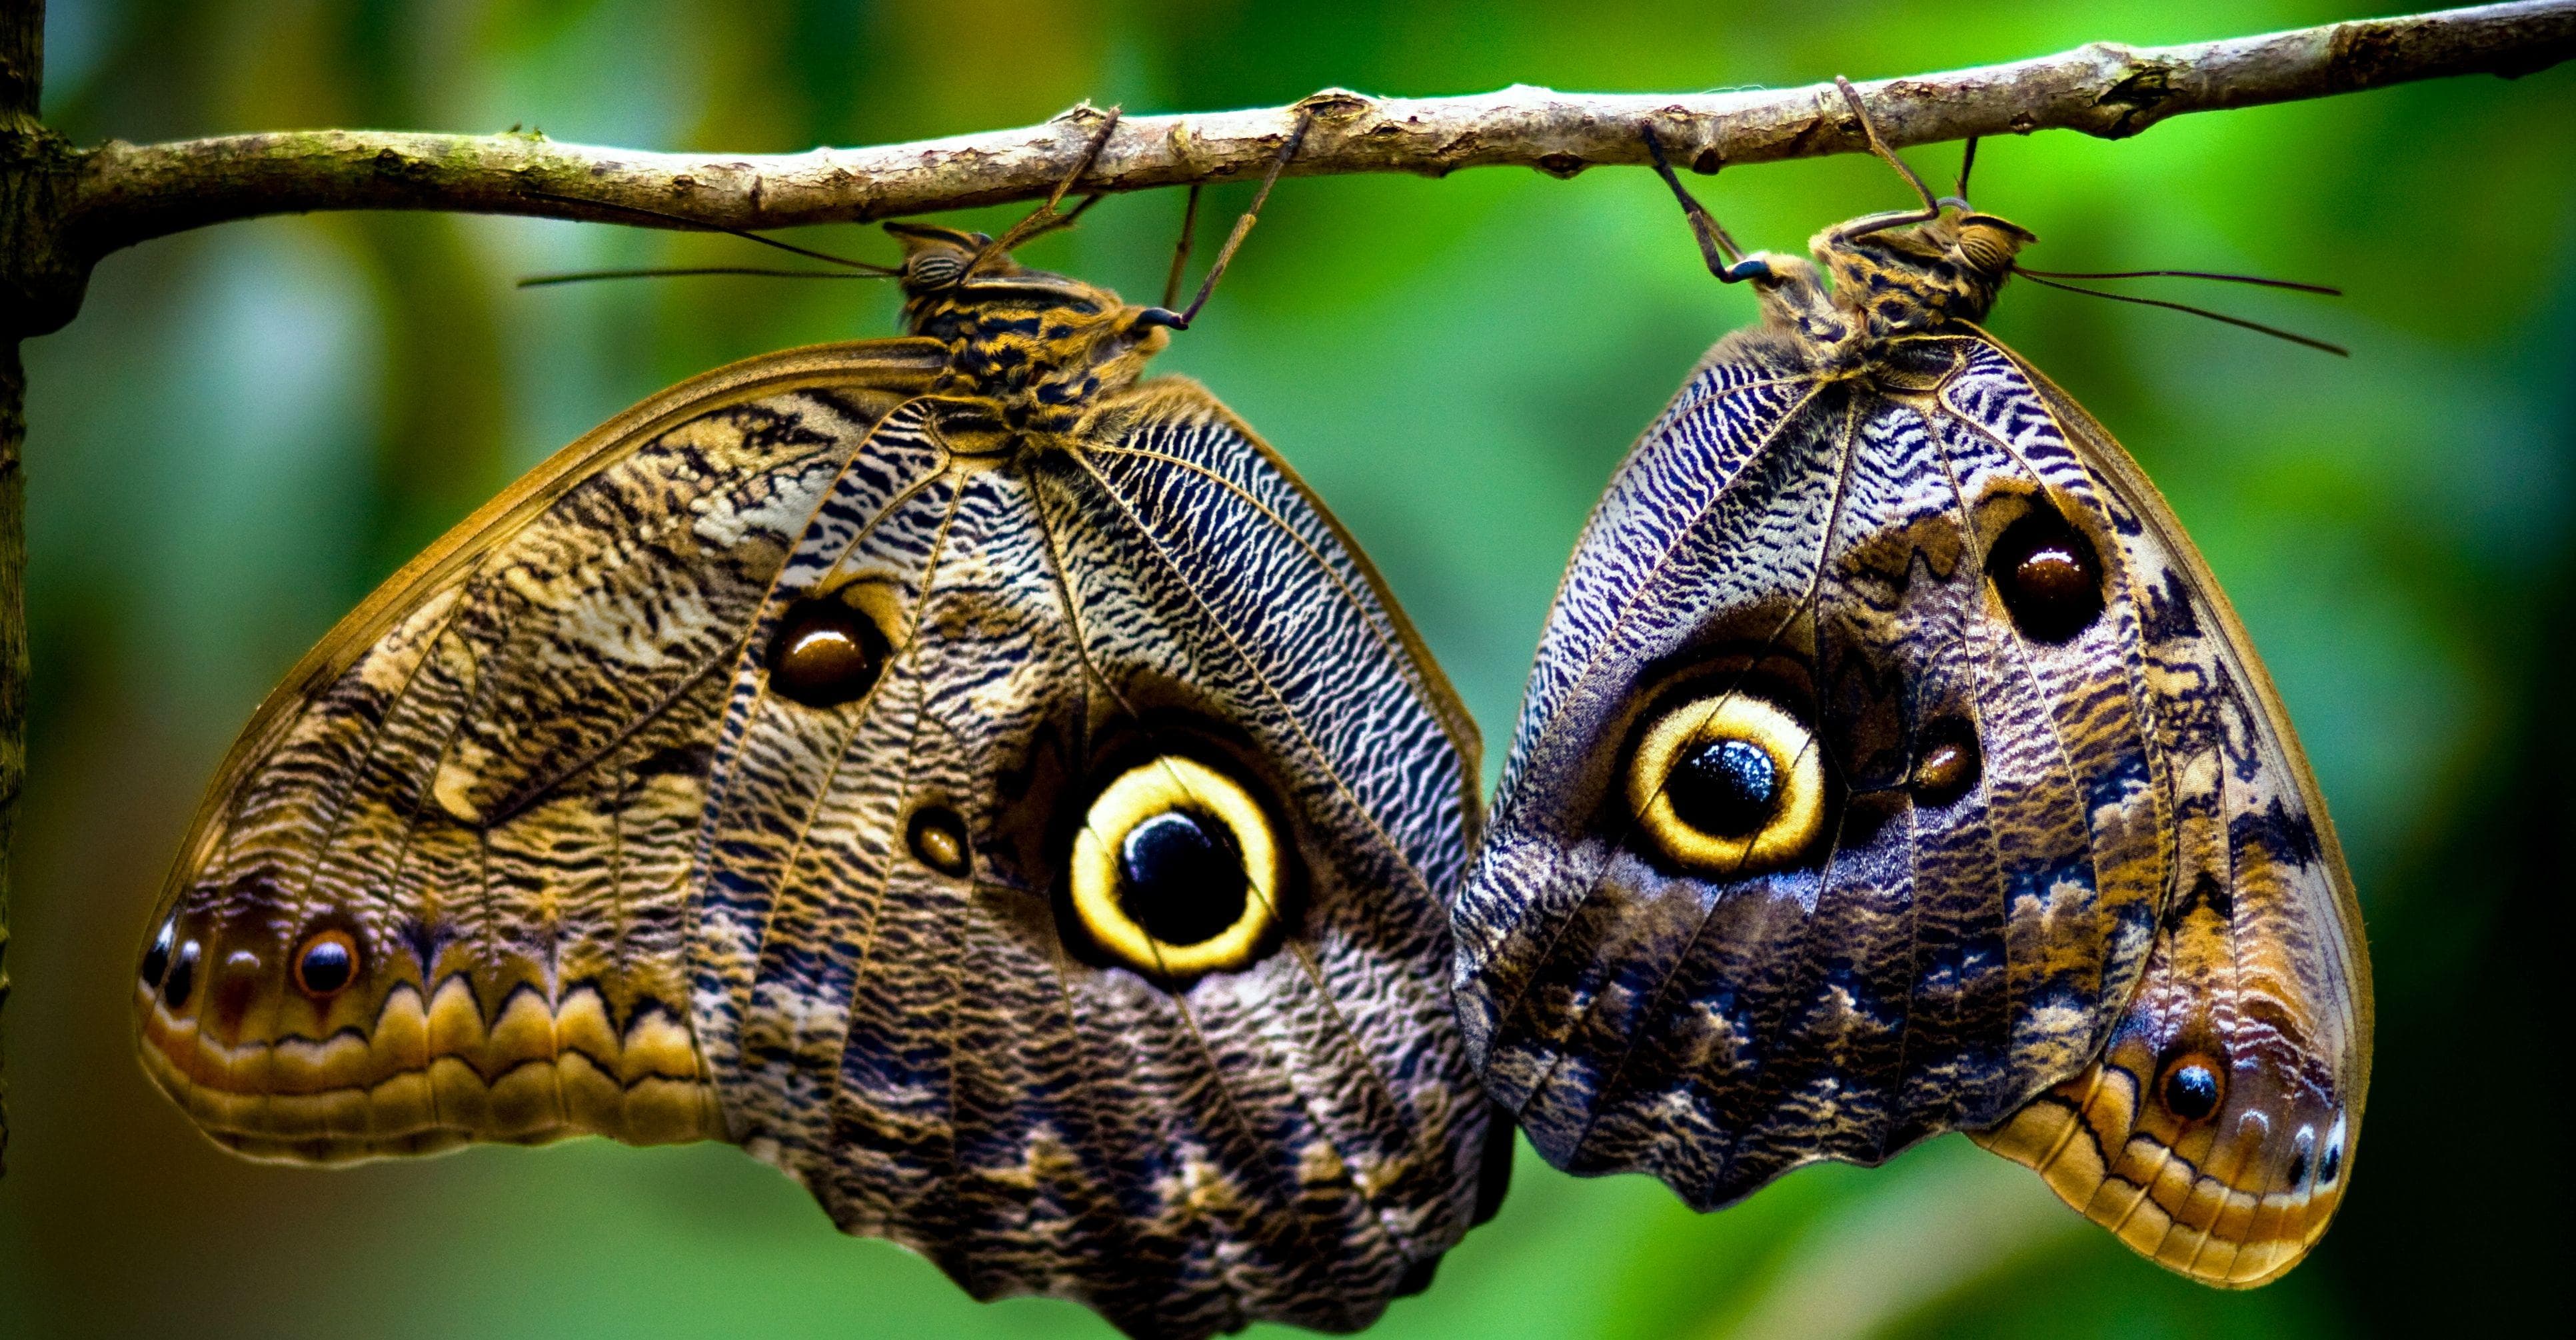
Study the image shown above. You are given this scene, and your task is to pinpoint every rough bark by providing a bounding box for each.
[53,1,2576,257]
[0,0,45,1178]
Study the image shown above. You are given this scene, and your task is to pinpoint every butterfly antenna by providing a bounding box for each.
[1641,123,1771,285]
[1834,75,1941,239]
[519,190,898,273]
[2017,266,2341,296]
[992,107,1126,257]
[1162,183,1204,311]
[517,266,890,288]
[1136,108,1314,331]
[1955,136,1979,202]
[2015,271,2349,356]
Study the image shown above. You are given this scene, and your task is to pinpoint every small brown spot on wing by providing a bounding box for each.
[294,929,360,999]
[906,806,972,877]
[141,917,175,990]
[2159,1053,2223,1122]
[163,939,201,1012]
[1910,720,1981,808]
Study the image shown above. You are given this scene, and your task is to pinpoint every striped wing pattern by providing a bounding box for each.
[691,379,1492,1337]
[1456,327,2363,1278]
[1967,349,2369,1285]
[134,372,911,1160]
[137,342,1497,1337]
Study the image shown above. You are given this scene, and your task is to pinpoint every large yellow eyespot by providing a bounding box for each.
[1070,756,1281,979]
[1628,693,1826,872]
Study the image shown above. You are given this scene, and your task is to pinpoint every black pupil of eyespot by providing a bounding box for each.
[767,599,887,708]
[2163,1063,2221,1121]
[1988,507,2105,643]
[163,941,200,1010]
[2285,1148,2309,1187]
[300,938,354,994]
[1667,738,1780,838]
[1117,811,1249,948]
[141,923,174,987]
[2320,1139,2343,1183]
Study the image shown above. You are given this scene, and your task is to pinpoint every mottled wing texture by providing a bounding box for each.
[1967,347,2369,1285]
[690,379,1494,1339]
[1456,327,2361,1230]
[137,343,944,1160]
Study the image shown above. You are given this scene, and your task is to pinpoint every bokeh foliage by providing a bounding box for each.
[3,1,2569,1335]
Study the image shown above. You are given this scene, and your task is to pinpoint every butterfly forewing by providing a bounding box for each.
[690,379,1492,1336]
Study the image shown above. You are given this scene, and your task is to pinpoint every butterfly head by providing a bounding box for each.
[886,222,1170,429]
[1811,203,2037,339]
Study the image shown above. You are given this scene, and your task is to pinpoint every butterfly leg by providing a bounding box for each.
[1134,107,1316,331]
[1161,183,1204,311]
[993,106,1127,254]
[1828,75,1945,241]
[1949,136,1981,211]
[1640,125,1773,285]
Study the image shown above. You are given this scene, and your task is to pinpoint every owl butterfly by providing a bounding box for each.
[132,109,1508,1339]
[1453,81,2371,1287]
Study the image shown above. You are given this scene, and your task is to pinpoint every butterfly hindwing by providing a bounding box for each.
[692,379,1492,1335]
[1967,346,2369,1286]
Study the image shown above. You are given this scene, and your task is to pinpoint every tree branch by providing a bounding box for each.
[56,1,2576,264]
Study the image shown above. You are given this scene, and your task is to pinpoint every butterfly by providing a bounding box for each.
[130,108,1509,1338]
[1451,80,2371,1288]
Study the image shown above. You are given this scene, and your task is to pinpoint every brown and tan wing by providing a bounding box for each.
[686,381,1500,1338]
[1967,335,2373,1287]
[132,339,946,1161]
[1456,327,2173,1199]
[1456,324,2367,1282]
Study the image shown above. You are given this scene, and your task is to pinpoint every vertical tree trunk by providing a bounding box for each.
[0,0,46,1177]
[0,341,21,1176]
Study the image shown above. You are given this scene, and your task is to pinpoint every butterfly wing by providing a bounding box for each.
[1967,341,2371,1287]
[690,379,1498,1337]
[1456,324,2366,1283]
[1456,325,2169,1197]
[132,341,946,1159]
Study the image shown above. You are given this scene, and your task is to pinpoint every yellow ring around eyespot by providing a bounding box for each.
[1627,693,1826,872]
[1070,755,1280,978]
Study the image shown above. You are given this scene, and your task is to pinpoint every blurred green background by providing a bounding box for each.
[3,1,2569,1335]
